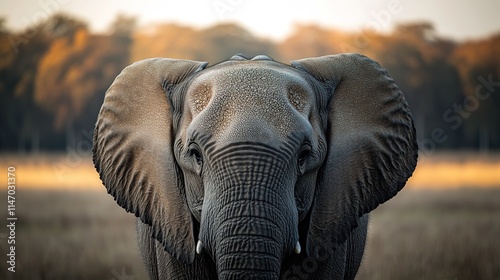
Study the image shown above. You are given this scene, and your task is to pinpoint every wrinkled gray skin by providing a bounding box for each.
[93,53,418,280]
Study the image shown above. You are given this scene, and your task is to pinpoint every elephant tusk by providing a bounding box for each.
[294,241,301,254]
[196,240,203,254]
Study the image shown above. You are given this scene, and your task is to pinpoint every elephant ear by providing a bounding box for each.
[291,54,418,256]
[93,58,207,263]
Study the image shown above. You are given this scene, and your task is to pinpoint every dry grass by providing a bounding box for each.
[0,152,499,279]
[0,188,499,279]
[0,189,147,280]
[358,188,500,280]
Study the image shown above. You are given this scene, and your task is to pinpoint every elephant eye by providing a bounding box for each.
[187,143,204,174]
[189,148,203,166]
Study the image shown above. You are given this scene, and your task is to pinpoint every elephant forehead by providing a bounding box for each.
[190,64,312,111]
[186,64,314,140]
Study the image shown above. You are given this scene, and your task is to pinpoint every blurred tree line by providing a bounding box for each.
[1,13,499,153]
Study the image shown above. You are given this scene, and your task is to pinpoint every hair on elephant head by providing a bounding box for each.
[93,53,418,280]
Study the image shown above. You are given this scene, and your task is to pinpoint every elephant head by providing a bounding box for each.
[93,54,417,279]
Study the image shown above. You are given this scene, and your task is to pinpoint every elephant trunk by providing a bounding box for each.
[215,200,285,280]
[199,151,299,280]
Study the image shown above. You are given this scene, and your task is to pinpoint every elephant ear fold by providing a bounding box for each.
[291,54,418,257]
[93,58,207,263]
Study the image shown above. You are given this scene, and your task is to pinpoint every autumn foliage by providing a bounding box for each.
[1,14,499,152]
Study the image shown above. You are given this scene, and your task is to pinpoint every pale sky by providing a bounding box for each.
[1,0,499,41]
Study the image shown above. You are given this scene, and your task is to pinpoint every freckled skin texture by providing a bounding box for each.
[184,63,314,143]
[93,54,418,280]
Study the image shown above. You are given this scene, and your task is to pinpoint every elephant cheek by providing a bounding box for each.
[295,172,317,221]
[183,169,204,222]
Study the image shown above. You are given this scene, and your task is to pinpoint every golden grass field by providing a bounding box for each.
[0,152,499,279]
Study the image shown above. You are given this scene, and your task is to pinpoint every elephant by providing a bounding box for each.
[92,53,418,280]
